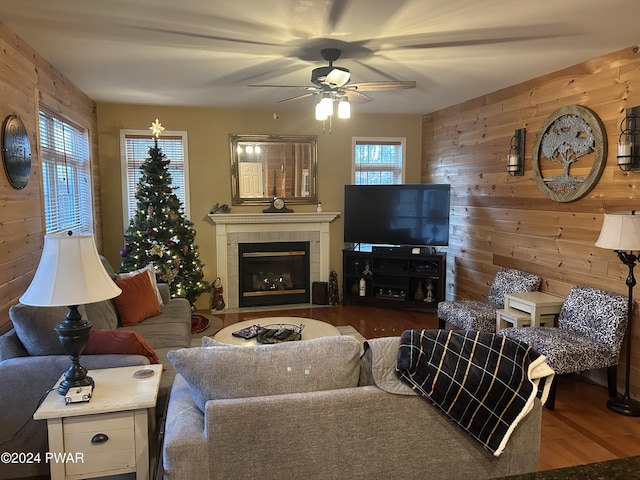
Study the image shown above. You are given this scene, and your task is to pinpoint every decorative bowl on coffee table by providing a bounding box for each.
[256,323,305,344]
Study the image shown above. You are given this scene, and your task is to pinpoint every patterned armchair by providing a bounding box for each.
[499,285,628,410]
[437,267,541,332]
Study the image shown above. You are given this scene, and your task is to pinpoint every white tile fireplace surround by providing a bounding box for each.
[208,212,340,309]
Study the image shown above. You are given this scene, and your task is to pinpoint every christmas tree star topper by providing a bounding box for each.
[149,118,165,138]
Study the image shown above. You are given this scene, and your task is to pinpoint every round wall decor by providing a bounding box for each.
[1,114,32,189]
[532,105,607,203]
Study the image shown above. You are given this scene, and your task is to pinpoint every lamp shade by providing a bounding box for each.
[595,212,640,251]
[338,97,351,119]
[315,102,328,121]
[20,233,122,307]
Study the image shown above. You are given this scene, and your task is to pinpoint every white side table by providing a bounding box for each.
[496,307,533,329]
[497,291,565,330]
[34,364,162,480]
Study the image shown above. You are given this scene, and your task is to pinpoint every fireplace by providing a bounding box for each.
[239,242,310,307]
[208,212,339,309]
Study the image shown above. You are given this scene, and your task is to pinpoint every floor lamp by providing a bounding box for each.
[19,232,122,395]
[595,211,640,416]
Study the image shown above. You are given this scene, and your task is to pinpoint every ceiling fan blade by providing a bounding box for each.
[277,92,319,103]
[343,90,373,103]
[350,81,416,92]
[247,84,311,88]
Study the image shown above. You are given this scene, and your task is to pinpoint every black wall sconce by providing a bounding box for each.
[507,128,525,176]
[617,106,640,171]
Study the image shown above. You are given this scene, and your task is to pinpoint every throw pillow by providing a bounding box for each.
[201,336,228,347]
[168,335,361,413]
[114,271,162,327]
[118,264,164,306]
[84,329,159,364]
[9,303,69,356]
[360,337,417,395]
[83,300,119,330]
[0,330,29,361]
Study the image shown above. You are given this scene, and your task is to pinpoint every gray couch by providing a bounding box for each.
[163,335,542,480]
[0,258,191,480]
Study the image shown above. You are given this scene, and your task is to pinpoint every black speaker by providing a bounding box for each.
[312,281,328,305]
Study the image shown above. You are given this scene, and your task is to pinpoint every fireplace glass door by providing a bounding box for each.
[239,242,310,307]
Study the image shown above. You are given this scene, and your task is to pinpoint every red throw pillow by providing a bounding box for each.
[84,329,159,364]
[114,271,162,326]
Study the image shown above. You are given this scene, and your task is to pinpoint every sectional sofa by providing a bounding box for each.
[0,258,191,480]
[162,335,542,480]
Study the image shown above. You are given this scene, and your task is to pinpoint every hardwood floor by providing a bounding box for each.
[208,304,640,472]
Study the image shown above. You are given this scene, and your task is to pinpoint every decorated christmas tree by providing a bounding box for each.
[119,119,209,306]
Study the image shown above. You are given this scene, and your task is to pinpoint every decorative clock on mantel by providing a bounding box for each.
[1,114,32,189]
[262,196,294,213]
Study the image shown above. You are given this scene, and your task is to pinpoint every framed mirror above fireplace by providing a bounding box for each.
[230,134,318,205]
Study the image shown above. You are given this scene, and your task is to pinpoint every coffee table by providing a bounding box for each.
[213,317,341,346]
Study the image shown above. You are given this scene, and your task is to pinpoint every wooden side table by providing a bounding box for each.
[497,291,564,331]
[34,364,162,480]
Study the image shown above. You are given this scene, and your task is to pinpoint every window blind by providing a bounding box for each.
[353,138,404,185]
[38,110,93,234]
[122,133,189,225]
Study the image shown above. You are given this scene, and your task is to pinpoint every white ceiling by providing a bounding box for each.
[1,0,639,115]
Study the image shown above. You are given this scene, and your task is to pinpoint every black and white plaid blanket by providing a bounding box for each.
[396,329,554,456]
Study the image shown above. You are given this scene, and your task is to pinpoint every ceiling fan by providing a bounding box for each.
[248,47,416,106]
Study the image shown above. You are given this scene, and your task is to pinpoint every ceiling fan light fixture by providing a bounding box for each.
[315,101,328,121]
[250,47,416,130]
[319,94,334,117]
[338,97,350,119]
[325,67,351,88]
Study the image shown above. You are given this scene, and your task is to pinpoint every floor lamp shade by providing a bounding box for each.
[19,233,121,395]
[595,211,640,416]
[595,212,640,251]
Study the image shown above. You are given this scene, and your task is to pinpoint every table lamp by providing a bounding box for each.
[595,210,640,416]
[19,232,122,395]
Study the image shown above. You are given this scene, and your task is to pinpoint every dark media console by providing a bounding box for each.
[371,245,437,255]
[342,246,446,312]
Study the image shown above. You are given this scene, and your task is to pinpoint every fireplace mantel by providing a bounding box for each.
[208,212,340,309]
[208,212,339,225]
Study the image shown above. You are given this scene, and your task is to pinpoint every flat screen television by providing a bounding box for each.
[343,184,450,247]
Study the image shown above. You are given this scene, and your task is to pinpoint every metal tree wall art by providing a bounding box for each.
[533,105,607,203]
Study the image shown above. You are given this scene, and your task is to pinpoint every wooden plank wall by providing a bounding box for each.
[0,22,100,333]
[422,46,640,397]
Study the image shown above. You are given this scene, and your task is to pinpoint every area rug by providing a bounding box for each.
[191,314,210,334]
[190,314,224,345]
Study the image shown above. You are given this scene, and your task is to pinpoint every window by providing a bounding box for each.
[39,109,93,234]
[120,131,189,228]
[352,137,405,185]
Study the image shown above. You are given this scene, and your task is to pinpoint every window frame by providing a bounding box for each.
[351,137,406,185]
[38,107,94,234]
[120,130,190,229]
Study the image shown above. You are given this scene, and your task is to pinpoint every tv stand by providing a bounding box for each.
[371,245,437,255]
[342,247,446,312]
